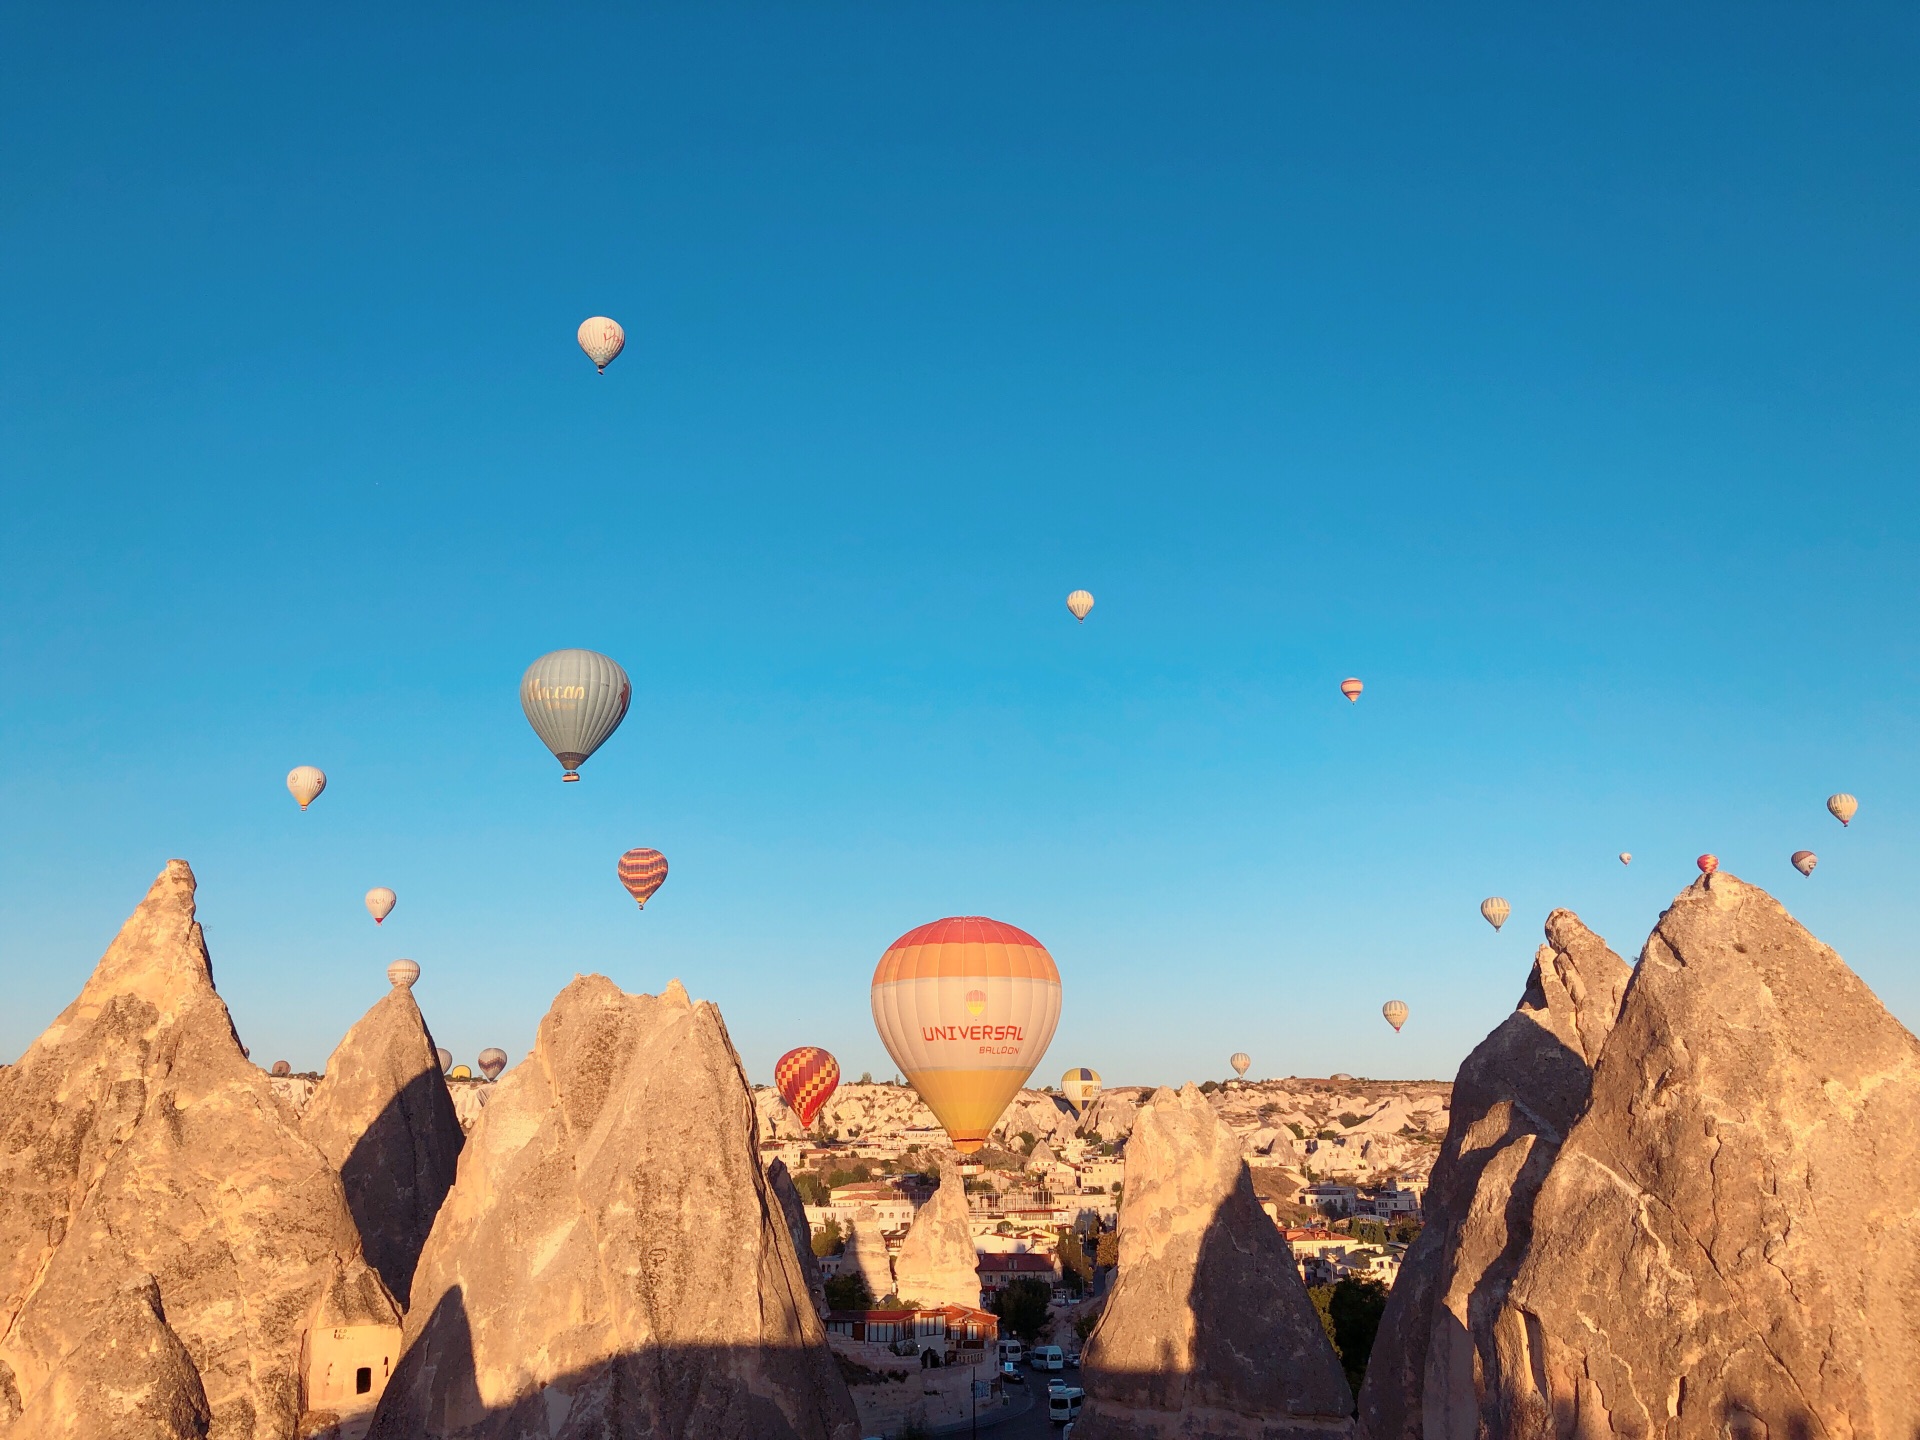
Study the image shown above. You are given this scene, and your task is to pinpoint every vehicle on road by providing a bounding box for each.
[1049,1386,1085,1423]
[998,1339,1023,1365]
[1030,1345,1064,1371]
[1000,1361,1024,1385]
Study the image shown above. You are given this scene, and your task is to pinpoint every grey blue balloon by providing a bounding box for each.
[520,649,632,781]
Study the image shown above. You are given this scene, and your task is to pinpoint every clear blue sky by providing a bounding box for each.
[3,5,1915,1085]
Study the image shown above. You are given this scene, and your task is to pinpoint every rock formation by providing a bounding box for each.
[841,1207,896,1305]
[0,861,399,1440]
[890,1163,981,1310]
[1354,908,1629,1440]
[1489,873,1920,1436]
[1077,1087,1142,1142]
[301,984,465,1305]
[1079,1084,1353,1439]
[768,1160,830,1318]
[368,975,859,1440]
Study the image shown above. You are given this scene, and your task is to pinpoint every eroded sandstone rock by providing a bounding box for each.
[1354,908,1629,1440]
[301,986,464,1305]
[1079,1084,1353,1439]
[841,1206,896,1305]
[768,1160,830,1318]
[368,975,859,1440]
[890,1162,980,1311]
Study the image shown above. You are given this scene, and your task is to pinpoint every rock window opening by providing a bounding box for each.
[356,1367,372,1395]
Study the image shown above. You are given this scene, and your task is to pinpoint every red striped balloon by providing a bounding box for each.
[617,848,669,908]
[1697,854,1718,875]
[774,1046,841,1129]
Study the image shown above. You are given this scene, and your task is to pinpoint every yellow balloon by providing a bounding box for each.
[446,1064,472,1079]
[1060,1066,1102,1115]
[870,917,1061,1153]
[1828,793,1858,826]
[1481,897,1511,931]
[1382,999,1409,1032]
[1066,590,1095,622]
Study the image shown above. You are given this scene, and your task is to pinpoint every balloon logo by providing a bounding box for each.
[1340,678,1364,703]
[1618,853,1632,866]
[1230,1052,1251,1078]
[1382,1000,1409,1033]
[1791,851,1817,877]
[617,848,669,908]
[1066,590,1095,623]
[774,1046,842,1130]
[870,916,1062,1154]
[577,316,626,373]
[1480,897,1511,932]
[1827,794,1858,827]
[1697,854,1718,876]
[1060,1067,1102,1116]
[287,766,327,811]
[365,887,396,925]
[477,1047,508,1080]
[520,649,632,781]
[387,959,420,989]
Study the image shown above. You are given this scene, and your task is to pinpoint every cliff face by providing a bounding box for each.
[767,1160,830,1318]
[0,862,397,1440]
[368,975,860,1440]
[1490,873,1920,1437]
[302,985,465,1306]
[1355,909,1630,1440]
[1079,1084,1353,1440]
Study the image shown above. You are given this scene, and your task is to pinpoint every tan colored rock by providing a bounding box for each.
[1490,873,1920,1437]
[368,975,859,1440]
[1078,1088,1141,1142]
[891,1163,980,1311]
[1355,908,1629,1440]
[1079,1084,1353,1439]
[768,1159,830,1318]
[842,1207,896,1305]
[301,987,465,1305]
[3,1274,211,1440]
[0,862,398,1440]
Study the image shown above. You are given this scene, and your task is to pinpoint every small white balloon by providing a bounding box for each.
[577,316,626,373]
[287,766,327,811]
[387,958,421,989]
[365,887,397,924]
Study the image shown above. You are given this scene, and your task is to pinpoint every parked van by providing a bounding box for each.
[1048,1386,1085,1423]
[997,1339,1023,1366]
[1030,1345,1064,1372]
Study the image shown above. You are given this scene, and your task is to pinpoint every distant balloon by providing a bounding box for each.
[365,887,396,924]
[774,1046,841,1129]
[618,848,669,908]
[1791,850,1818,877]
[1697,854,1718,876]
[477,1047,508,1080]
[1230,1052,1251,1078]
[286,766,326,811]
[270,1059,291,1077]
[386,959,420,989]
[1340,678,1364,703]
[1066,590,1095,623]
[870,917,1062,1154]
[1382,1000,1409,1032]
[436,1047,452,1072]
[520,649,632,781]
[447,1064,473,1080]
[1060,1067,1102,1116]
[577,316,625,373]
[1828,793,1858,826]
[1619,853,1632,866]
[1480,897,1511,931]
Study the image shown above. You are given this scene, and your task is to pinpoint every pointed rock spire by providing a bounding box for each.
[892,1161,980,1311]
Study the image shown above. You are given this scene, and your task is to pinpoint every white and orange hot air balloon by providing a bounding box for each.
[365,887,396,924]
[577,317,625,373]
[1619,852,1632,865]
[1382,999,1409,1032]
[870,916,1062,1154]
[1791,850,1818,877]
[1480,897,1510,932]
[1229,1052,1251,1078]
[1340,678,1364,703]
[1066,590,1095,623]
[287,766,326,811]
[617,848,669,908]
[1827,793,1858,826]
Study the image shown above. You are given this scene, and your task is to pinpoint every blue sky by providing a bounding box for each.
[3,4,1915,1084]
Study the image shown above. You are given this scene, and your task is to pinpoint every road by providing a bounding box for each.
[972,1370,1078,1438]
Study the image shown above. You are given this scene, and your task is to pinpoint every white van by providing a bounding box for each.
[997,1339,1023,1366]
[1030,1345,1064,1372]
[1048,1386,1085,1423]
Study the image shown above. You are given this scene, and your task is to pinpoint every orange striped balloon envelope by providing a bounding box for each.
[617,848,669,908]
[1340,678,1364,703]
[871,916,1063,1154]
[774,1046,841,1129]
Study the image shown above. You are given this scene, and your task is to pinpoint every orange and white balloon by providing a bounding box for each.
[1480,897,1510,931]
[870,916,1061,1154]
[1229,1052,1251,1077]
[1827,793,1858,826]
[577,317,625,373]
[775,1046,841,1129]
[287,766,326,811]
[1791,850,1817,877]
[1382,999,1409,1032]
[1066,590,1095,623]
[617,848,669,909]
[365,887,396,924]
[1340,678,1364,703]
[1619,853,1632,866]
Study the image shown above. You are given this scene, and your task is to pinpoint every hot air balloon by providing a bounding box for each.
[577,316,625,373]
[520,649,632,781]
[1382,1000,1409,1032]
[477,1047,508,1080]
[1791,851,1817,877]
[365,887,396,924]
[1480,898,1510,932]
[287,766,326,811]
[774,1046,841,1129]
[1230,1052,1251,1078]
[1066,590,1095,623]
[435,1047,452,1072]
[1697,854,1718,875]
[448,1063,473,1079]
[387,958,420,989]
[1340,678,1364,703]
[1060,1067,1102,1116]
[870,917,1062,1154]
[1828,793,1858,826]
[270,1060,291,1077]
[618,848,669,908]
[1619,853,1632,865]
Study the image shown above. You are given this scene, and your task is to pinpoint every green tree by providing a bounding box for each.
[991,1277,1052,1345]
[1018,1131,1037,1154]
[824,1272,873,1312]
[1326,1277,1389,1397]
[811,1217,844,1258]
[1095,1231,1119,1269]
[1056,1232,1092,1295]
[859,1071,874,1083]
[1198,1080,1220,1095]
[792,1172,828,1206]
